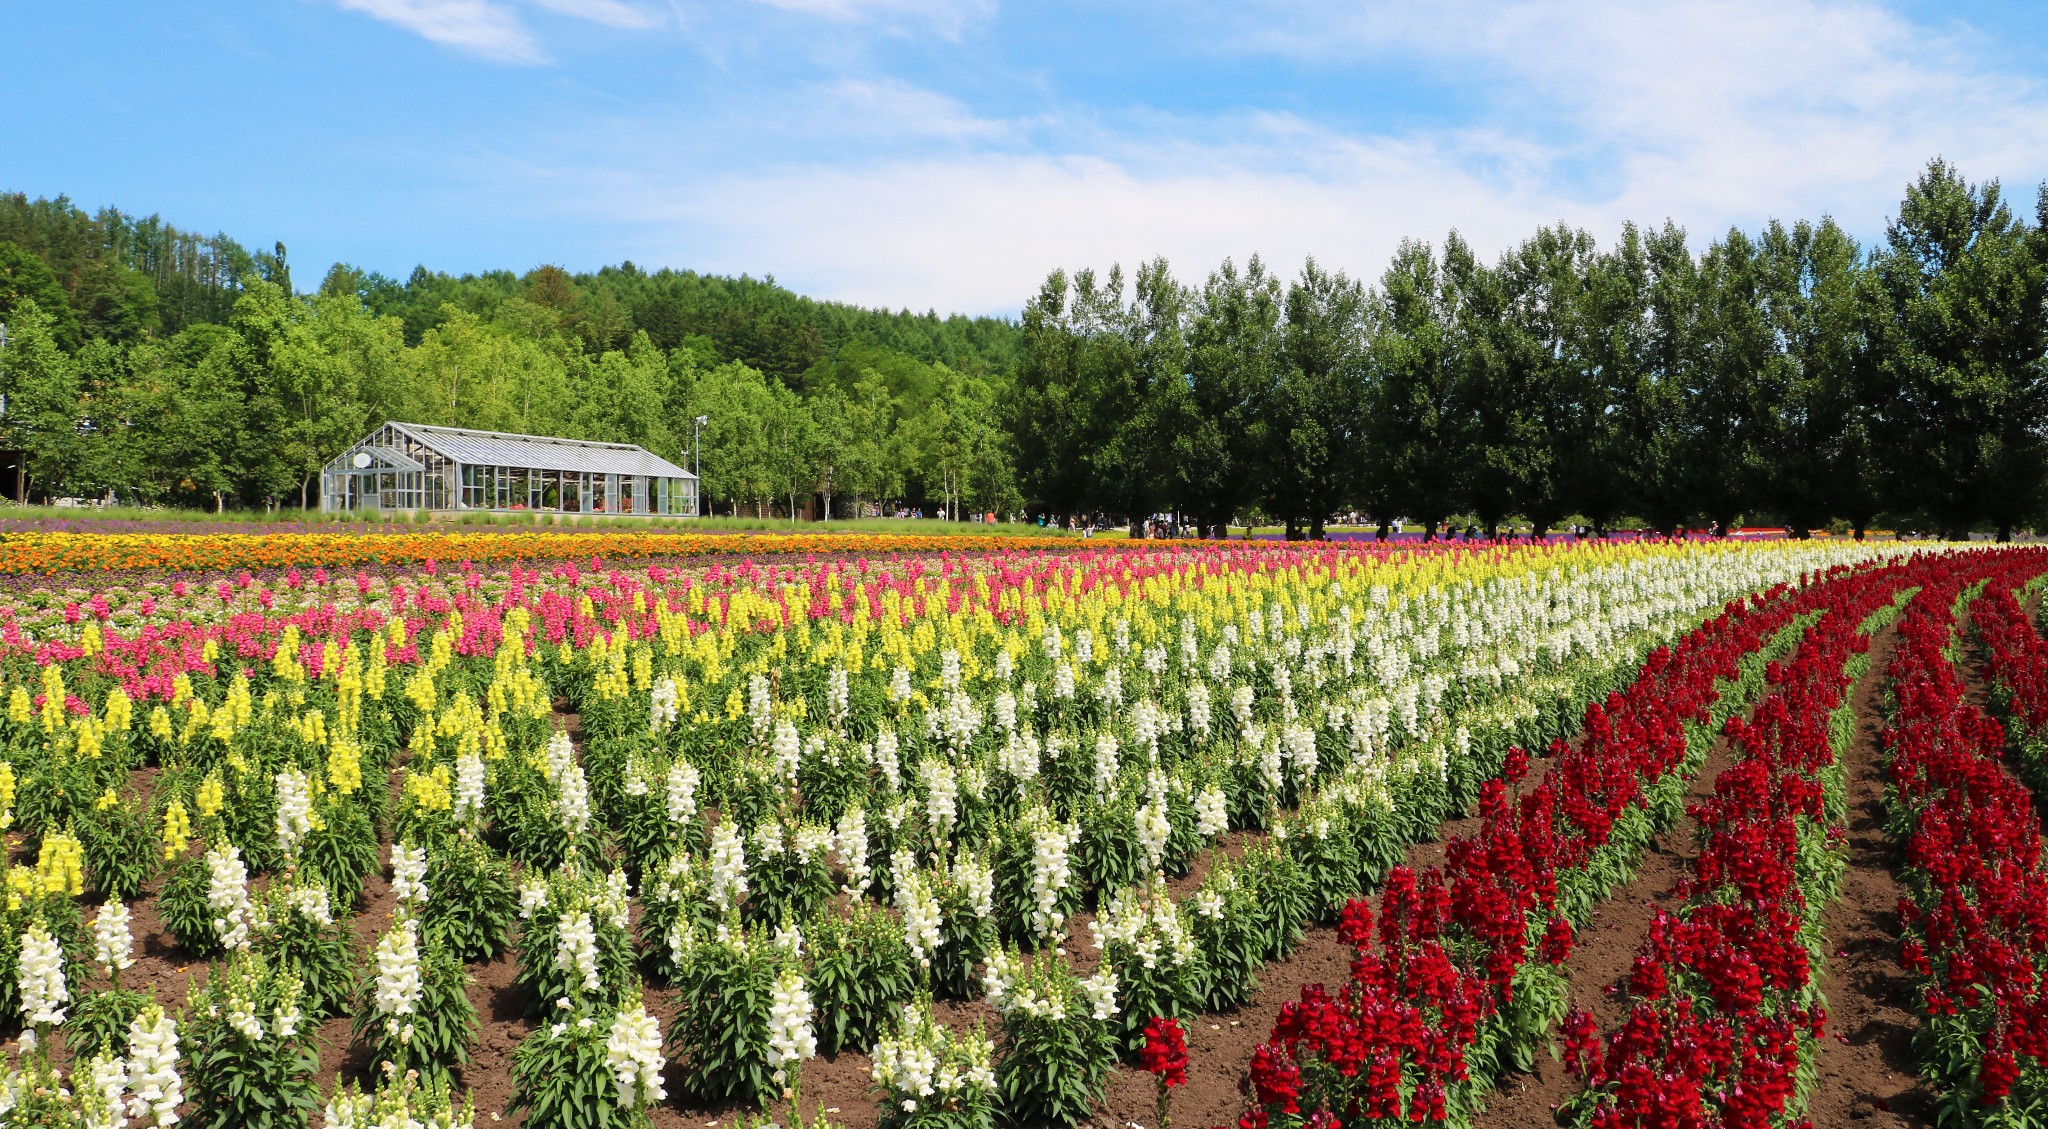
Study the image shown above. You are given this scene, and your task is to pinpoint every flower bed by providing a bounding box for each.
[1229,558,1908,1128]
[0,538,1905,1128]
[1889,552,2048,1122]
[1554,555,1925,1128]
[0,530,1134,574]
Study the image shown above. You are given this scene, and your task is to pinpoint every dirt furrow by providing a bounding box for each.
[1474,703,1756,1125]
[1807,626,1936,1127]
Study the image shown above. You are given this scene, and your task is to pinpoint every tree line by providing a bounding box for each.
[0,159,2043,536]
[0,193,1021,517]
[1015,159,2048,540]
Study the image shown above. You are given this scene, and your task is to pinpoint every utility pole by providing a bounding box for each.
[0,321,15,506]
[694,414,707,518]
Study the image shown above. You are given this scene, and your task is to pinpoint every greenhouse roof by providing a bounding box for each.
[385,422,696,479]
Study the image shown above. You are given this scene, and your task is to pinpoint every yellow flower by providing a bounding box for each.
[34,831,84,897]
[161,800,192,860]
[104,687,133,733]
[327,737,362,795]
[195,774,225,819]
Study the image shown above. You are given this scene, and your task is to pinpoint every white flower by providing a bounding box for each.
[765,967,816,1084]
[772,922,806,960]
[771,719,804,783]
[325,1090,368,1129]
[1081,969,1119,1022]
[274,978,303,1041]
[557,760,591,836]
[93,901,135,974]
[748,673,774,737]
[887,665,912,704]
[274,767,312,855]
[287,882,334,927]
[606,1001,667,1110]
[391,842,430,908]
[834,806,872,895]
[650,676,682,733]
[874,729,901,791]
[708,822,749,913]
[600,869,632,932]
[1135,798,1171,873]
[952,851,995,922]
[556,909,602,994]
[665,759,700,824]
[1230,683,1255,729]
[454,749,486,821]
[898,872,943,968]
[226,992,263,1042]
[84,1050,127,1129]
[205,842,253,953]
[124,1007,182,1126]
[544,728,576,783]
[920,758,958,839]
[1194,785,1229,838]
[1028,816,1080,942]
[826,666,850,726]
[19,922,69,1025]
[373,918,424,1034]
[1092,732,1120,796]
[518,877,550,919]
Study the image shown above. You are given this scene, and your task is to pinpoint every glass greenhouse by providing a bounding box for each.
[320,422,699,517]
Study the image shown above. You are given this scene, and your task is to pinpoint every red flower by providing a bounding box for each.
[1141,1016,1189,1088]
[1540,917,1574,965]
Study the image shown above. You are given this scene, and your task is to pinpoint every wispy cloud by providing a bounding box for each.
[323,0,2048,314]
[746,0,994,37]
[1225,0,2048,229]
[528,0,665,30]
[511,1,2048,313]
[818,78,1012,142]
[335,0,545,63]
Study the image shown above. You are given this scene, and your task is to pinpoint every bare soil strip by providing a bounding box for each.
[1473,687,1762,1127]
[1807,626,1938,1127]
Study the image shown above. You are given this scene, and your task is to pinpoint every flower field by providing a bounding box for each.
[0,534,2045,1129]
[0,531,1102,576]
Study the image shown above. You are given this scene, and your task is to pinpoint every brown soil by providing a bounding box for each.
[1476,688,1762,1126]
[1806,627,1938,1127]
[75,640,1928,1129]
[1087,734,1592,1129]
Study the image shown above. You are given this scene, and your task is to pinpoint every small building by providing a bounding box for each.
[321,422,699,517]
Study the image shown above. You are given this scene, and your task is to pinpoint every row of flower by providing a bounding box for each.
[0,540,1904,1129]
[0,530,1119,575]
[1553,551,1927,1127]
[1228,554,1918,1125]
[1891,553,2048,1122]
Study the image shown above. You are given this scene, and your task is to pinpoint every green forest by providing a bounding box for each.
[1,158,2045,537]
[0,192,1020,518]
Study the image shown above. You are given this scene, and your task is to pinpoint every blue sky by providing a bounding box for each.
[7,1,2048,315]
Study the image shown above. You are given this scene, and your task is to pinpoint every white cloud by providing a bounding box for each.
[578,117,1580,313]
[336,0,545,63]
[663,0,2048,312]
[440,0,2048,315]
[746,0,994,37]
[528,0,664,30]
[818,78,1012,142]
[1229,0,2048,229]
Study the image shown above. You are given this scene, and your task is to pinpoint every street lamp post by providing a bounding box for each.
[0,321,15,506]
[693,414,707,518]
